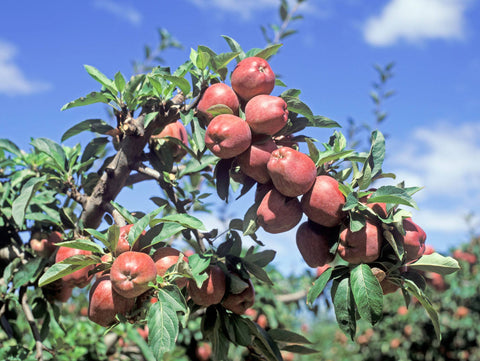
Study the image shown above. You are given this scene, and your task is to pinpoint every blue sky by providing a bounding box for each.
[1,0,479,274]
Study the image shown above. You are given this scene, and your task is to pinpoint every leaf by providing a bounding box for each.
[243,202,260,236]
[114,71,126,94]
[109,201,138,224]
[403,278,441,341]
[55,239,104,253]
[126,327,156,361]
[81,137,109,163]
[61,119,114,142]
[368,185,418,209]
[350,264,383,325]
[12,175,47,227]
[0,138,21,157]
[13,257,45,288]
[215,158,233,202]
[254,43,283,60]
[268,329,312,344]
[221,35,245,61]
[281,344,319,355]
[282,96,314,120]
[31,138,66,172]
[38,255,99,287]
[155,213,206,230]
[84,64,117,94]
[408,253,460,275]
[164,75,191,95]
[243,261,273,285]
[243,250,276,268]
[307,267,333,305]
[147,298,180,359]
[213,51,241,70]
[188,254,211,287]
[331,276,356,340]
[61,91,110,111]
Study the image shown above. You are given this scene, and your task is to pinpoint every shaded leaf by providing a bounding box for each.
[350,264,383,325]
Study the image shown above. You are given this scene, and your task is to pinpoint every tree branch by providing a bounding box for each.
[20,287,45,361]
[276,289,307,303]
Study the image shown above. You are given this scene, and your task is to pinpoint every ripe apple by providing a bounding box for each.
[245,95,288,135]
[301,175,346,227]
[360,191,387,218]
[30,236,56,258]
[88,275,136,327]
[197,83,239,122]
[110,251,157,298]
[337,220,383,264]
[196,342,212,361]
[55,246,95,288]
[231,56,275,102]
[187,265,226,307]
[150,120,189,162]
[296,221,336,268]
[114,224,148,256]
[256,188,303,234]
[424,244,435,255]
[204,114,252,159]
[452,249,477,264]
[267,147,317,197]
[236,137,277,184]
[152,247,188,288]
[401,218,427,263]
[256,313,268,329]
[222,278,255,315]
[316,264,331,278]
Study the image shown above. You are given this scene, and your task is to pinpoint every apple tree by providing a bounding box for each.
[0,2,461,360]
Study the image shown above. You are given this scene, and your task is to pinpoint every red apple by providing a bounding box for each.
[424,244,435,255]
[197,83,239,122]
[55,246,95,288]
[245,95,288,135]
[151,120,189,162]
[360,191,387,218]
[256,314,268,329]
[30,236,56,258]
[114,224,148,256]
[316,264,332,278]
[231,56,275,102]
[110,251,157,298]
[301,175,346,227]
[402,218,427,263]
[236,137,277,184]
[296,221,336,268]
[452,249,477,264]
[204,114,252,159]
[267,147,317,197]
[196,342,212,361]
[88,275,136,327]
[152,247,188,288]
[337,220,383,264]
[222,279,255,315]
[256,188,303,234]
[187,265,226,307]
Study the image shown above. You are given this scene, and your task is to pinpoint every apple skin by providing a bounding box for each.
[301,175,346,227]
[151,120,189,162]
[114,224,149,256]
[204,114,252,159]
[236,137,277,184]
[222,278,255,315]
[30,231,62,258]
[296,221,337,268]
[245,95,288,135]
[360,191,387,218]
[267,147,317,197]
[196,342,212,361]
[337,220,383,264]
[110,251,157,299]
[152,247,188,288]
[187,265,226,307]
[88,275,136,327]
[453,249,477,264]
[197,83,239,122]
[402,218,427,263]
[256,188,303,234]
[55,246,95,288]
[231,56,275,102]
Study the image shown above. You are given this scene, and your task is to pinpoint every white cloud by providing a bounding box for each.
[385,121,480,248]
[187,0,317,20]
[363,0,470,46]
[0,40,51,96]
[93,0,142,26]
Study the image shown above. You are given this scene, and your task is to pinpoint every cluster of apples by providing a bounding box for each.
[46,223,255,327]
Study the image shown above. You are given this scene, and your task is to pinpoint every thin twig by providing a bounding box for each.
[20,286,45,361]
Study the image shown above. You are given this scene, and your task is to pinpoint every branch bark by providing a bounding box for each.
[20,287,45,361]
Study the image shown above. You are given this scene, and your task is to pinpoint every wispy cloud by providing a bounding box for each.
[363,0,470,46]
[93,0,142,26]
[385,121,480,247]
[0,40,51,96]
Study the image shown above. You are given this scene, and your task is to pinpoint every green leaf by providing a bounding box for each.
[281,344,319,355]
[368,185,418,209]
[254,43,283,60]
[38,255,100,287]
[164,75,191,95]
[13,257,45,288]
[81,137,109,163]
[154,213,205,230]
[109,201,138,224]
[61,91,110,111]
[126,327,156,361]
[0,138,21,157]
[331,276,356,340]
[61,119,114,142]
[147,297,180,359]
[243,261,273,285]
[124,74,146,109]
[350,264,383,325]
[84,228,108,243]
[282,96,314,120]
[114,71,126,94]
[268,329,312,344]
[188,254,211,287]
[307,267,333,305]
[403,278,441,341]
[221,35,245,61]
[55,239,104,253]
[215,158,233,202]
[12,175,47,227]
[31,138,66,172]
[243,250,276,268]
[310,115,340,128]
[243,202,259,236]
[84,64,117,94]
[408,253,460,275]
[213,51,241,70]
[106,224,120,253]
